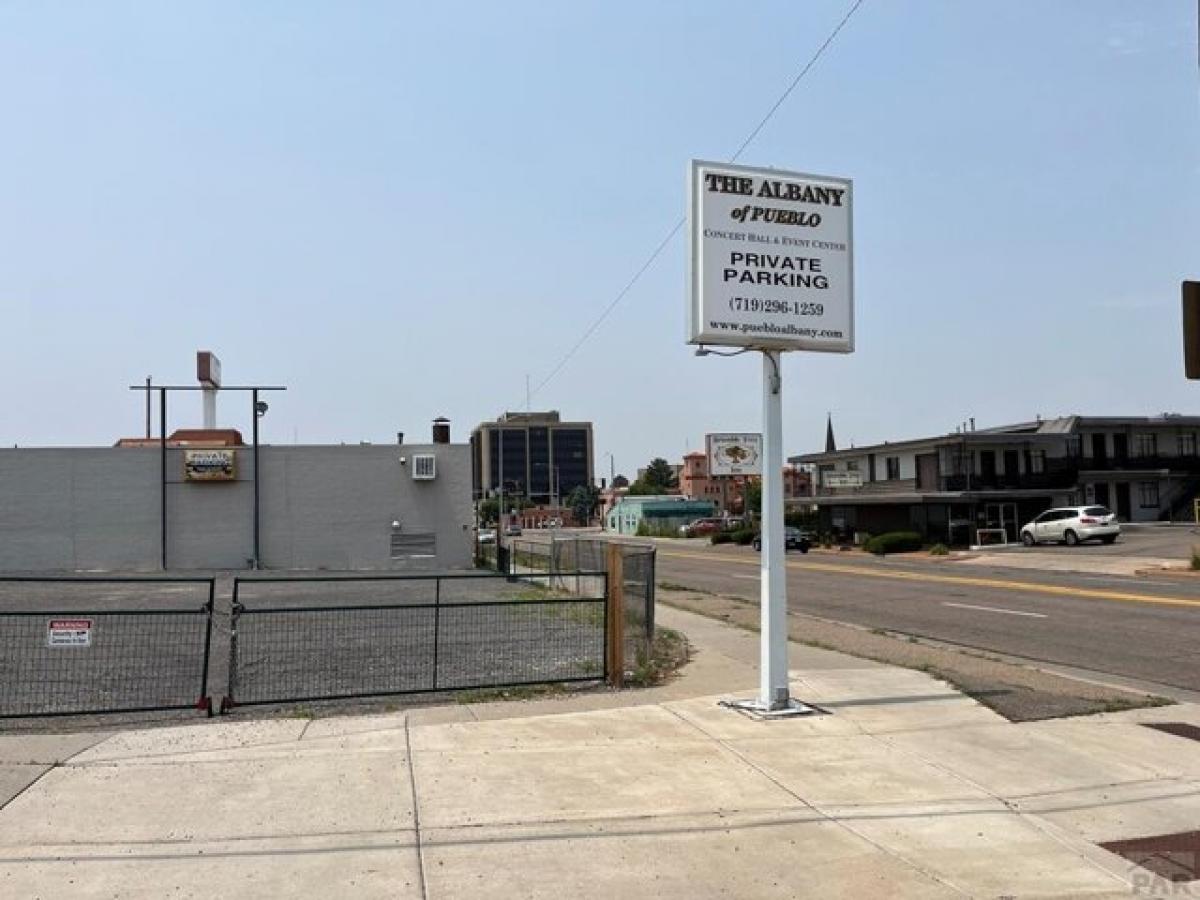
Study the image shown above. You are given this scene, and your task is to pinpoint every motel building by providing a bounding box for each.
[792,415,1200,547]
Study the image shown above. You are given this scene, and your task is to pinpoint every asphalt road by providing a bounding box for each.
[651,542,1200,697]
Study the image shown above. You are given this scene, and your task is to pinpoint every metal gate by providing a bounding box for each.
[0,577,215,718]
[223,572,607,709]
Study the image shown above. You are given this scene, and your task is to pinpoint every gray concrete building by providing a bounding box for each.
[0,439,472,572]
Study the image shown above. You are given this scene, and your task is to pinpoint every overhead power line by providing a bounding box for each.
[526,0,868,403]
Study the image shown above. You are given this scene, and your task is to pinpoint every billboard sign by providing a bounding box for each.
[184,449,237,481]
[688,160,853,352]
[197,351,222,388]
[707,433,763,476]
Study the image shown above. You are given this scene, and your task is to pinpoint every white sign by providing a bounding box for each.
[47,618,93,648]
[707,433,762,476]
[688,160,853,352]
[824,471,863,488]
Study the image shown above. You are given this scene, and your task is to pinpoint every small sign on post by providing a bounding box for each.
[47,619,93,648]
[707,433,763,476]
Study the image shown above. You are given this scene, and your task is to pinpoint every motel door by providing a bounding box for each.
[984,502,1019,543]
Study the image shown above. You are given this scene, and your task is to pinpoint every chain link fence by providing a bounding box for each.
[503,537,656,671]
[224,572,607,708]
[0,577,214,718]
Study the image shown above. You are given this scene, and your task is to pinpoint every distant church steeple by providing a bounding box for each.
[825,413,836,453]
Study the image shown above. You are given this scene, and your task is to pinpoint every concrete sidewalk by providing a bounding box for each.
[2,606,1198,897]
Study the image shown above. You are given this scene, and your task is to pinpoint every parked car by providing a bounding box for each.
[1019,506,1119,546]
[679,517,727,537]
[504,524,523,537]
[752,527,811,553]
[477,528,497,545]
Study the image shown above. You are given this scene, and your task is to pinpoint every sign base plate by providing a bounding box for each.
[719,697,825,720]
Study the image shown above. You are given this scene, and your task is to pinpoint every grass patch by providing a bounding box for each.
[627,627,691,687]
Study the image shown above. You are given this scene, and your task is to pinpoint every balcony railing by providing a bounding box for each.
[1078,455,1200,474]
[942,475,1073,492]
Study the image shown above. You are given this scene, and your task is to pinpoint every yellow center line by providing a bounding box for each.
[658,549,1200,610]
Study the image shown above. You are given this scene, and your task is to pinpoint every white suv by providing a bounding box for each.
[1020,506,1120,547]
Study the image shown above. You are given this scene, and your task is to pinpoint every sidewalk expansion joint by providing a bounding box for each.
[0,764,56,815]
[404,715,429,900]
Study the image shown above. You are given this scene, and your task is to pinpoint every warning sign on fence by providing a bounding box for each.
[47,619,93,648]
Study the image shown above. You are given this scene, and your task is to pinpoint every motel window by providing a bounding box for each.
[1134,433,1157,458]
[1138,482,1159,508]
[1029,450,1045,474]
[846,461,859,471]
[1179,433,1197,457]
[885,457,900,480]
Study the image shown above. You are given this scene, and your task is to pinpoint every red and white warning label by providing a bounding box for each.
[47,619,93,648]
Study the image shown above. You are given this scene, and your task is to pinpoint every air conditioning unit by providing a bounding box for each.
[412,453,436,480]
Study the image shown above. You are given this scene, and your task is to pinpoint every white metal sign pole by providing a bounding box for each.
[760,350,788,709]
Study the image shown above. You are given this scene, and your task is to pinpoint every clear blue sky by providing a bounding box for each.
[2,2,1197,478]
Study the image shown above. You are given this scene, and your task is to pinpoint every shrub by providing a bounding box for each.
[864,531,923,556]
[1192,546,1200,571]
[636,520,680,538]
[929,543,949,556]
[711,532,733,545]
[732,528,756,546]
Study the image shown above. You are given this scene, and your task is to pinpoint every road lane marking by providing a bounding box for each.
[942,602,1047,619]
[658,549,1200,611]
[732,574,760,581]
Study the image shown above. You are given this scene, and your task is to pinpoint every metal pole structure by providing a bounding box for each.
[498,427,505,551]
[160,388,168,571]
[145,376,151,438]
[759,350,788,710]
[252,389,261,570]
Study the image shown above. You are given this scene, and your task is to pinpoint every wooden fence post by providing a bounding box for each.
[606,543,625,687]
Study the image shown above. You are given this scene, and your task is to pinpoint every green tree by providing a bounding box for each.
[477,494,534,525]
[478,497,499,525]
[565,484,600,524]
[629,457,677,495]
[745,480,762,515]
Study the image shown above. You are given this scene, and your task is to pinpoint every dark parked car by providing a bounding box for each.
[752,527,811,553]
